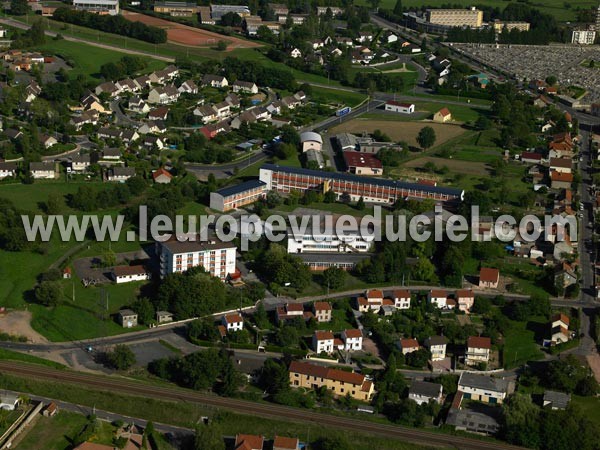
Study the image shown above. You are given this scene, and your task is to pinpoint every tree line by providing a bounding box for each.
[52,8,167,44]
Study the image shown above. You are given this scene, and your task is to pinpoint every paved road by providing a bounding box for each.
[0,18,173,63]
[185,149,270,179]
[0,361,525,450]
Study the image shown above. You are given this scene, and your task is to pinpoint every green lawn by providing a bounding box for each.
[502,318,545,369]
[16,411,114,450]
[310,86,368,108]
[572,396,600,426]
[0,348,65,369]
[33,38,165,79]
[358,0,595,21]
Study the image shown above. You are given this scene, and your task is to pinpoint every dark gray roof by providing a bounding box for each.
[261,164,464,199]
[458,372,509,394]
[118,309,136,316]
[425,335,448,346]
[446,407,500,433]
[160,238,235,255]
[0,162,17,171]
[29,162,54,171]
[215,179,266,198]
[296,252,373,264]
[543,390,570,409]
[111,167,135,177]
[410,380,442,398]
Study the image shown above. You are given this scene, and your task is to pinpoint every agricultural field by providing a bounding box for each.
[363,102,487,123]
[331,118,467,148]
[358,0,596,21]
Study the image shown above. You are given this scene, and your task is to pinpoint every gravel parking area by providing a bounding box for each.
[452,43,600,103]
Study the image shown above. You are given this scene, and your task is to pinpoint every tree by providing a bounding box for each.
[501,393,541,448]
[29,19,46,45]
[321,267,347,290]
[417,126,436,150]
[131,298,155,325]
[35,281,62,306]
[356,196,365,211]
[324,189,336,203]
[194,424,225,450]
[9,0,28,15]
[393,0,403,15]
[475,115,492,130]
[45,193,65,215]
[253,301,269,329]
[316,433,352,450]
[105,344,136,370]
[405,348,430,368]
[188,317,219,342]
[545,75,557,86]
[216,40,227,51]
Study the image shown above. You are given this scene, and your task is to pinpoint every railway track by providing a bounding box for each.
[0,361,524,450]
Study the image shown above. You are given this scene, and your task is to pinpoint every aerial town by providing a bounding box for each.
[0,0,599,449]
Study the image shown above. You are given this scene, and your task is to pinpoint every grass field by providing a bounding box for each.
[310,86,368,108]
[502,319,545,369]
[358,0,596,21]
[331,118,467,148]
[17,411,114,450]
[572,396,600,426]
[0,348,65,369]
[34,39,166,79]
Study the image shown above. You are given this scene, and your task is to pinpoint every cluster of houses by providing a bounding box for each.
[397,335,492,367]
[1,50,49,72]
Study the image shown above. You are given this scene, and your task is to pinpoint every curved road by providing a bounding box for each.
[0,361,524,450]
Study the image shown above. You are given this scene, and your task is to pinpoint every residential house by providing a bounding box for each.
[433,108,452,123]
[117,309,138,328]
[156,311,173,324]
[465,336,491,366]
[341,329,363,351]
[70,155,91,173]
[0,162,17,179]
[290,48,302,58]
[40,134,58,149]
[225,93,241,108]
[232,80,259,94]
[107,167,135,182]
[24,80,42,102]
[147,85,180,104]
[29,162,56,179]
[549,313,570,344]
[101,147,122,161]
[288,360,375,401]
[409,381,443,405]
[234,434,264,450]
[70,110,99,130]
[222,314,244,332]
[133,75,151,90]
[112,265,151,284]
[313,330,335,354]
[551,171,573,189]
[392,289,411,309]
[458,372,512,404]
[398,338,420,355]
[0,393,19,411]
[81,92,108,114]
[276,303,312,324]
[152,167,173,184]
[178,79,198,94]
[128,96,150,114]
[4,128,23,140]
[213,101,231,119]
[202,74,228,88]
[116,78,137,93]
[424,335,448,361]
[95,81,120,97]
[428,289,448,309]
[456,289,475,313]
[148,106,169,121]
[550,157,572,174]
[312,301,332,322]
[343,151,383,176]
[479,267,499,289]
[520,152,543,164]
[193,105,218,123]
[385,101,415,114]
[273,436,300,450]
[142,136,165,150]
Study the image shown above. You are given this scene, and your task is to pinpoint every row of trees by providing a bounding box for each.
[99,55,148,81]
[52,8,167,43]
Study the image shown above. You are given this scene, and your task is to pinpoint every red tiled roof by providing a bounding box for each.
[314,330,334,340]
[343,151,383,169]
[273,435,299,449]
[479,267,499,283]
[551,171,573,182]
[289,361,366,386]
[521,151,542,161]
[224,313,243,324]
[344,329,362,338]
[437,107,451,117]
[393,289,410,298]
[152,167,173,180]
[550,157,572,169]
[313,301,332,311]
[456,289,474,299]
[366,289,383,299]
[552,313,570,326]
[235,434,264,450]
[430,289,447,298]
[112,265,148,277]
[286,303,304,312]
[400,338,419,348]
[467,336,491,349]
[386,100,414,107]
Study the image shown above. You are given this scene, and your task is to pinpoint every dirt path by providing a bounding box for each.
[0,311,48,343]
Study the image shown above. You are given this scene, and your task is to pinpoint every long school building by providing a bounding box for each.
[209,179,267,212]
[259,164,464,204]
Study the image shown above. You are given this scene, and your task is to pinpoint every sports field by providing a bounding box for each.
[122,11,261,49]
[331,118,467,148]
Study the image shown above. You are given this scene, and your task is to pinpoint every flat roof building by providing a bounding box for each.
[72,0,119,14]
[426,8,483,28]
[209,179,267,212]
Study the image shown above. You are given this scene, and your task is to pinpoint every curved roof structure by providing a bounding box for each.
[300,131,323,144]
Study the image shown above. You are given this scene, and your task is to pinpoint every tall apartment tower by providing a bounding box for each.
[596,4,600,30]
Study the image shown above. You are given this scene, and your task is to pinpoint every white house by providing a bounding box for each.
[456,289,475,313]
[424,335,448,361]
[0,393,20,411]
[290,48,302,58]
[202,74,228,88]
[107,167,135,182]
[147,86,180,104]
[385,101,415,114]
[341,329,363,351]
[70,155,91,173]
[222,314,244,332]
[428,289,448,309]
[232,80,259,94]
[0,162,17,179]
[178,80,198,94]
[458,372,511,404]
[398,338,419,355]
[112,265,151,284]
[392,289,411,309]
[465,336,491,365]
[409,381,443,406]
[29,162,56,179]
[313,330,334,354]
